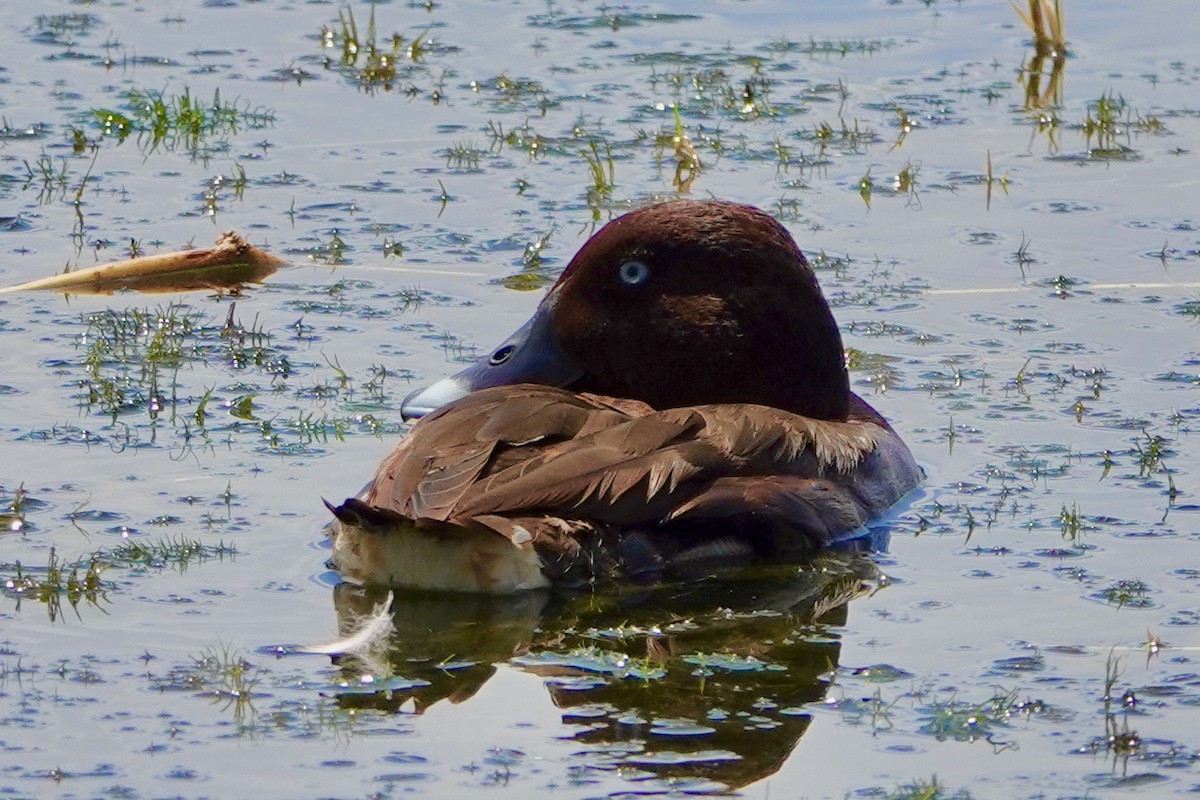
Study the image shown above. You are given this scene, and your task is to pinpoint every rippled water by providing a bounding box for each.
[1,1,1198,798]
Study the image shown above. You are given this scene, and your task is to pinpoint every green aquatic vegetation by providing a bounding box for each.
[0,120,45,145]
[436,331,476,364]
[330,7,397,83]
[380,236,404,258]
[887,777,973,800]
[1,483,29,533]
[669,107,703,190]
[152,644,263,726]
[681,652,784,674]
[1133,111,1165,133]
[1090,651,1141,768]
[646,64,780,121]
[806,250,854,277]
[498,227,559,290]
[1175,299,1200,320]
[581,136,615,215]
[1,536,237,619]
[1058,502,1084,541]
[200,644,260,703]
[1012,233,1035,276]
[917,689,1021,746]
[2,548,107,622]
[91,87,275,156]
[527,7,700,30]
[857,168,874,208]
[435,179,453,212]
[764,35,895,58]
[522,227,554,270]
[890,106,913,151]
[891,160,922,208]
[1030,108,1062,152]
[35,12,102,37]
[1081,90,1126,153]
[1132,429,1170,476]
[77,304,202,421]
[484,119,547,159]
[319,6,438,92]
[802,117,880,154]
[731,71,774,119]
[274,410,352,445]
[652,106,702,192]
[770,137,796,175]
[199,164,248,221]
[321,352,352,394]
[105,535,237,572]
[443,141,485,171]
[308,230,349,265]
[1100,579,1152,609]
[771,196,806,221]
[67,303,397,455]
[22,150,73,204]
[984,150,1009,209]
[192,386,215,427]
[513,647,668,680]
[849,353,901,392]
[472,74,555,114]
[362,364,392,402]
[1034,90,1169,160]
[894,160,919,193]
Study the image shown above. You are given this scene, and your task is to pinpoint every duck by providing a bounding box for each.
[326,199,921,593]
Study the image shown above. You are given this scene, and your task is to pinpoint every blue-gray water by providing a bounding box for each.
[1,1,1198,797]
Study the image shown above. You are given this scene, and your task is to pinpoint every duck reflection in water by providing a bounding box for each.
[326,551,882,790]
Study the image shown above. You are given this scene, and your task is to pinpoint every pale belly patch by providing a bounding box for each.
[330,519,550,594]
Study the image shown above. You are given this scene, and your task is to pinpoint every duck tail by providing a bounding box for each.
[323,497,409,529]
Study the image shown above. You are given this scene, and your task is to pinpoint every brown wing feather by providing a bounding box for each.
[365,387,635,520]
[364,385,892,545]
[406,440,496,520]
[462,438,712,524]
[460,410,708,521]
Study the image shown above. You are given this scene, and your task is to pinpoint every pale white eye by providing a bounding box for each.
[618,260,651,286]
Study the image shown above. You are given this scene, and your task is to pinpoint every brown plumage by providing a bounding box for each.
[327,200,921,592]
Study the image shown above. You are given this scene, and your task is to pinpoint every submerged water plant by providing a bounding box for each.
[320,5,434,92]
[918,689,1022,746]
[1,536,237,620]
[1,484,29,533]
[92,87,275,156]
[64,302,403,457]
[655,105,702,192]
[1090,651,1142,770]
[581,135,615,216]
[887,776,974,800]
[149,644,263,727]
[2,548,107,621]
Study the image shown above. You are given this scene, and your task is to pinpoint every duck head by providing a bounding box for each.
[402,199,850,421]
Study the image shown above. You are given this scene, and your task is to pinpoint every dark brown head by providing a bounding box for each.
[402,200,850,421]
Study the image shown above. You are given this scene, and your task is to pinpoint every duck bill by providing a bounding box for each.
[400,293,583,420]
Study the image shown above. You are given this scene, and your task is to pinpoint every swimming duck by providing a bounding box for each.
[327,200,920,593]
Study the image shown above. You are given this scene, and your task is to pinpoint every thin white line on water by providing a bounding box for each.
[309,264,490,277]
[926,281,1200,296]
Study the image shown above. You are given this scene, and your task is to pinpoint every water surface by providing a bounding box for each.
[1,1,1198,798]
